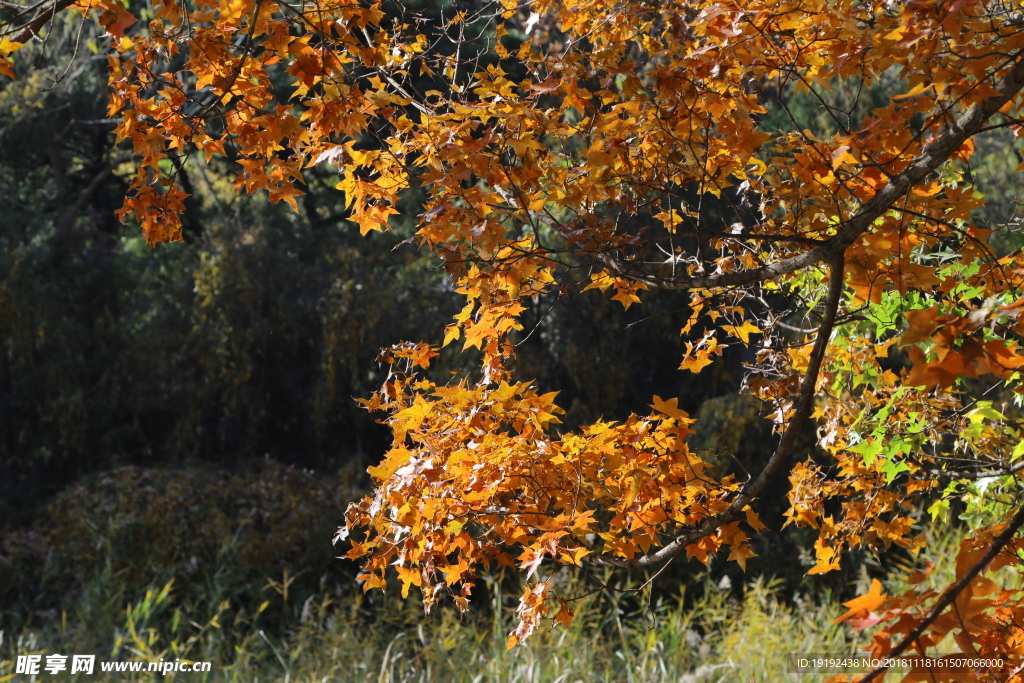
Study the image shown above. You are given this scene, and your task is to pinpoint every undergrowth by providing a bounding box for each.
[1,567,865,682]
[0,465,983,682]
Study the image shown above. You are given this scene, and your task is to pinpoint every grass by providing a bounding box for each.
[2,548,867,682]
[1,465,998,682]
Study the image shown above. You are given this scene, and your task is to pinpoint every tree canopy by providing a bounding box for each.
[6,0,1024,677]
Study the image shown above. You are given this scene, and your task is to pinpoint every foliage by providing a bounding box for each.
[0,2,465,516]
[0,15,462,518]
[0,14,727,527]
[7,0,1024,677]
[0,572,857,682]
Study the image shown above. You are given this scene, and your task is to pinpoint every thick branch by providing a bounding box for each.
[589,254,845,568]
[607,53,1024,292]
[859,504,1024,683]
[2,0,78,44]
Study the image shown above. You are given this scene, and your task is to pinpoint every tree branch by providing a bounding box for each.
[2,0,78,44]
[924,458,1024,481]
[605,53,1024,292]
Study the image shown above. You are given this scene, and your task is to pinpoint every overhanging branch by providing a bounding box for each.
[587,54,1024,569]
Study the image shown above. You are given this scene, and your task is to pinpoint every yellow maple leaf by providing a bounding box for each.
[650,395,690,420]
[745,508,766,532]
[443,324,460,347]
[727,542,757,571]
[583,271,615,293]
[807,541,841,575]
[611,287,642,309]
[680,350,714,373]
[554,598,574,627]
[833,579,886,624]
[721,320,761,344]
[0,38,25,53]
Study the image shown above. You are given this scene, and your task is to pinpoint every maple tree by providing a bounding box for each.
[9,0,1024,677]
